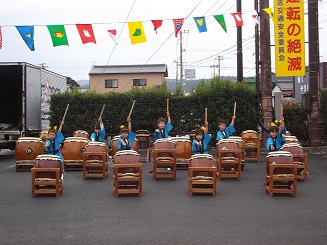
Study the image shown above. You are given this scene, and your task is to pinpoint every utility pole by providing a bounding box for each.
[236,0,243,82]
[260,0,273,147]
[254,0,260,96]
[210,64,216,77]
[179,30,183,89]
[217,55,223,79]
[308,0,322,148]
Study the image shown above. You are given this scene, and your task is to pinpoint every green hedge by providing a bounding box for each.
[282,100,309,145]
[49,78,327,145]
[50,79,260,138]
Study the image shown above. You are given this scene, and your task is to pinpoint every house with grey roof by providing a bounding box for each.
[89,64,168,92]
[272,80,293,98]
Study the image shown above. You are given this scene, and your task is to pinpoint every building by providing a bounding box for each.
[89,64,168,93]
[272,80,293,98]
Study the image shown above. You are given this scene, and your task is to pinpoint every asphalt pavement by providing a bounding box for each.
[0,149,327,245]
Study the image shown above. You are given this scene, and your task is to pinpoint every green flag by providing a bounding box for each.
[47,25,69,47]
[214,15,227,33]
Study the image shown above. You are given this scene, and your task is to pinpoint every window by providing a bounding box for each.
[133,79,147,86]
[155,85,161,89]
[105,79,118,88]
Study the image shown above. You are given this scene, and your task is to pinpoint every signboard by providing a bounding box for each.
[274,0,305,77]
[184,69,196,79]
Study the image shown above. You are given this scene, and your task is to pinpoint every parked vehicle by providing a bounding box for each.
[0,62,67,150]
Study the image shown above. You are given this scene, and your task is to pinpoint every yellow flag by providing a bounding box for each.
[263,8,275,22]
[128,21,146,44]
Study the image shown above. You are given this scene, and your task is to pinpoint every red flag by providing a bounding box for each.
[151,20,163,34]
[173,18,184,37]
[76,24,96,44]
[107,29,119,45]
[231,12,243,27]
[0,26,2,49]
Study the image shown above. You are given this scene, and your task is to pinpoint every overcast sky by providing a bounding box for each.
[1,0,326,81]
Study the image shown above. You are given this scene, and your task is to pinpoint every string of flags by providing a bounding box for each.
[0,8,274,51]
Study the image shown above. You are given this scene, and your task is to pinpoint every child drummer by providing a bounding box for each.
[192,121,210,154]
[44,120,65,162]
[155,111,173,139]
[118,117,136,151]
[216,115,236,141]
[90,117,106,142]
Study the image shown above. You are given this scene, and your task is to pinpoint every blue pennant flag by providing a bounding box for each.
[193,17,207,33]
[16,26,35,51]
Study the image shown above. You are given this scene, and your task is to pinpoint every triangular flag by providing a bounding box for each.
[76,24,96,44]
[47,25,69,47]
[151,20,163,34]
[251,10,259,25]
[0,26,2,49]
[173,18,184,37]
[214,15,227,33]
[231,12,243,27]
[193,17,207,33]
[263,8,274,19]
[127,21,146,45]
[107,29,119,45]
[16,26,35,51]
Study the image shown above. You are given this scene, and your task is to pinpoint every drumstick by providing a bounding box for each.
[233,102,237,117]
[205,107,208,123]
[62,104,69,121]
[128,100,136,118]
[280,104,283,120]
[166,99,169,113]
[99,104,106,119]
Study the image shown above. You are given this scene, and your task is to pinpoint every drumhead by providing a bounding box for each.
[35,154,62,162]
[114,150,139,157]
[17,137,43,143]
[189,154,214,161]
[64,137,90,143]
[87,141,108,148]
[266,151,292,158]
[241,130,258,135]
[74,130,89,134]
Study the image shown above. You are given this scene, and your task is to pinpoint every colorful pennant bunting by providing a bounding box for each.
[251,10,259,25]
[193,17,207,33]
[173,18,184,37]
[231,12,243,27]
[128,21,147,44]
[151,20,163,34]
[76,24,96,44]
[107,29,119,45]
[214,15,227,33]
[47,25,69,47]
[16,26,35,51]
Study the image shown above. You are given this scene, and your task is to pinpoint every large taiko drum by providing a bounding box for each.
[230,136,245,170]
[189,154,215,176]
[111,136,139,157]
[265,151,294,175]
[170,136,192,161]
[15,137,45,171]
[113,150,140,173]
[84,141,108,162]
[34,154,63,178]
[284,136,299,144]
[62,137,90,164]
[73,130,89,139]
[216,139,240,170]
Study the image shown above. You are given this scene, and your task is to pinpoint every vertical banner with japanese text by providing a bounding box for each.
[274,0,305,76]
